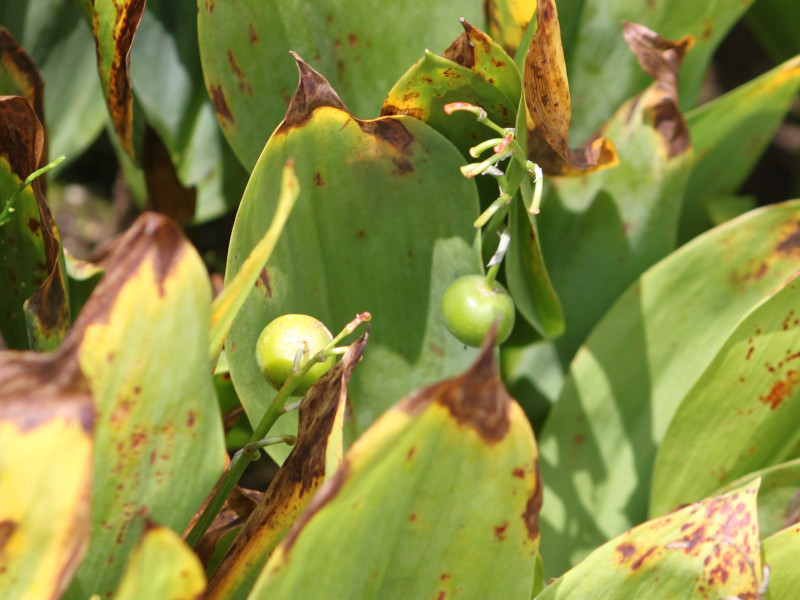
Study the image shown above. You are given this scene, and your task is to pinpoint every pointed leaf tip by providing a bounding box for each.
[403,338,511,444]
[276,53,348,134]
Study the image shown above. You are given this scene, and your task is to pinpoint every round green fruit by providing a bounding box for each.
[441,275,515,347]
[255,314,334,396]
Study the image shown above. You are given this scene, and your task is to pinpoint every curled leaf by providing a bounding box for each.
[523,0,618,175]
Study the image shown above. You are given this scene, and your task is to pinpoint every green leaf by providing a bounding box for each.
[198,0,483,169]
[224,57,482,446]
[112,526,206,600]
[680,55,800,242]
[203,337,366,600]
[486,0,536,56]
[651,271,800,515]
[537,200,800,577]
[63,213,226,599]
[763,524,800,599]
[557,0,756,141]
[535,479,763,600]
[0,351,93,600]
[746,0,800,63]
[249,346,541,599]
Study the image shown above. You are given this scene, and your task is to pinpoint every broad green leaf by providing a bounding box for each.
[204,337,366,600]
[680,55,800,242]
[763,524,800,599]
[715,459,800,539]
[651,272,800,515]
[225,57,482,445]
[537,25,693,366]
[0,96,69,351]
[198,0,482,169]
[535,479,763,600]
[82,0,146,158]
[557,0,756,142]
[537,200,800,576]
[0,0,107,166]
[249,346,541,600]
[0,351,93,600]
[63,213,226,599]
[112,526,206,600]
[130,1,247,221]
[746,0,800,64]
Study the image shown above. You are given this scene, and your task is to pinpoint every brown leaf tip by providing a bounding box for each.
[276,53,349,135]
[404,342,511,444]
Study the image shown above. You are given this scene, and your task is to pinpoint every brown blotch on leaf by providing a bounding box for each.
[227,49,253,95]
[494,522,508,540]
[522,458,543,540]
[380,104,427,121]
[622,22,694,159]
[760,369,800,410]
[776,222,800,254]
[400,336,511,444]
[616,543,636,560]
[248,24,259,44]
[523,0,618,175]
[357,118,416,175]
[105,0,147,157]
[203,334,369,594]
[275,53,348,135]
[0,349,94,434]
[0,520,17,553]
[209,84,234,124]
[257,268,273,298]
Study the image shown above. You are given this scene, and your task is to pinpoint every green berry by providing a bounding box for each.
[441,275,515,347]
[255,314,334,396]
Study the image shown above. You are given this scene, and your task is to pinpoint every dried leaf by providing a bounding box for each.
[523,0,618,175]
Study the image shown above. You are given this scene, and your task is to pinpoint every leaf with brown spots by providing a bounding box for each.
[247,343,541,599]
[0,26,46,167]
[58,213,226,599]
[653,271,800,516]
[83,0,146,157]
[522,0,618,175]
[537,479,763,599]
[381,21,519,163]
[224,55,482,449]
[537,200,800,577]
[202,335,367,600]
[0,349,93,599]
[0,96,70,351]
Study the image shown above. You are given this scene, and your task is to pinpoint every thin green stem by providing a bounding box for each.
[485,262,501,287]
[0,155,65,227]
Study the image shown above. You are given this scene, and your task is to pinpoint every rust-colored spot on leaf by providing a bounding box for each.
[522,458,543,540]
[257,268,272,298]
[512,467,524,479]
[276,53,348,135]
[760,369,800,410]
[313,171,324,187]
[400,340,510,443]
[494,522,508,540]
[0,520,17,553]
[248,24,258,44]
[380,104,427,121]
[616,543,636,559]
[523,0,618,175]
[227,49,253,95]
[209,84,234,124]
